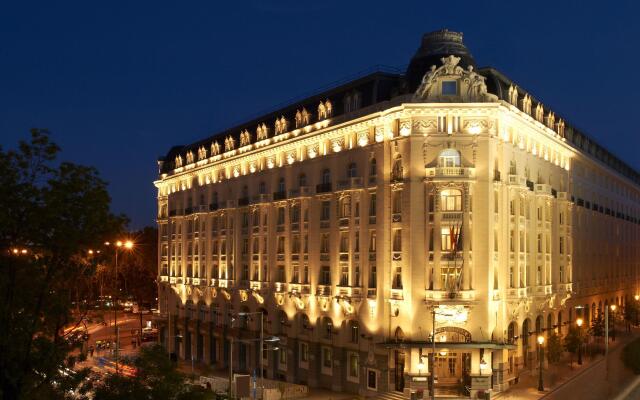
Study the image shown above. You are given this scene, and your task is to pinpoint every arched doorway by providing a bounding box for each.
[433,328,472,391]
[394,327,405,392]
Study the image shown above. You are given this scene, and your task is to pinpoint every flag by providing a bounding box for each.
[455,223,463,252]
[449,225,457,251]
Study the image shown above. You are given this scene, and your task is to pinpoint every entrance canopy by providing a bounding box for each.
[379,340,516,350]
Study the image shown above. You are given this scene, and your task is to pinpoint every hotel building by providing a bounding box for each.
[154,30,640,397]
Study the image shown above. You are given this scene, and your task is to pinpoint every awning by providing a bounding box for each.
[379,341,517,350]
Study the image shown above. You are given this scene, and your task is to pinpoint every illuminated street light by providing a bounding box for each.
[576,318,583,365]
[537,335,545,391]
[112,239,134,375]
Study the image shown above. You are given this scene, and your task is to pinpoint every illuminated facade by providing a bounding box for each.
[155,30,640,397]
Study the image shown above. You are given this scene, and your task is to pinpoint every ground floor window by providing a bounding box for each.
[299,342,309,363]
[367,369,377,390]
[322,347,332,371]
[348,352,359,379]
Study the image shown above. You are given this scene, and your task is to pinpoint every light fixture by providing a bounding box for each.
[576,318,583,328]
[611,304,617,312]
[635,295,640,301]
[537,335,545,345]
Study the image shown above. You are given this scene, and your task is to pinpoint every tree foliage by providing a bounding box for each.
[589,314,605,338]
[546,332,563,364]
[0,129,127,399]
[93,345,213,400]
[564,326,584,355]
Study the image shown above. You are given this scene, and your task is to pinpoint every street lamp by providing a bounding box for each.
[635,295,640,326]
[537,335,545,392]
[109,239,134,374]
[610,304,617,342]
[576,318,583,365]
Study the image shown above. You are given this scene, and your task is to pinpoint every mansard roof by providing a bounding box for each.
[159,30,640,187]
[482,67,640,185]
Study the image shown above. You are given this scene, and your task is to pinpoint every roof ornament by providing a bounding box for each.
[508,85,518,106]
[224,135,235,152]
[535,104,544,123]
[186,150,194,164]
[211,141,220,156]
[414,55,497,103]
[239,130,251,146]
[175,154,183,168]
[275,116,288,134]
[256,123,268,140]
[521,94,532,115]
[295,108,310,128]
[318,100,332,120]
[197,146,207,160]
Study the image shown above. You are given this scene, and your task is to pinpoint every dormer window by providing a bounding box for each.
[442,81,457,96]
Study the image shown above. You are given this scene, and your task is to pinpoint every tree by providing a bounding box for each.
[590,314,605,343]
[0,129,127,399]
[119,226,158,307]
[93,344,213,400]
[546,332,563,364]
[564,327,583,366]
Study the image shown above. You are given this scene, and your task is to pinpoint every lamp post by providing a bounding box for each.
[576,318,583,365]
[111,239,133,375]
[610,304,617,342]
[537,335,545,392]
[635,295,639,326]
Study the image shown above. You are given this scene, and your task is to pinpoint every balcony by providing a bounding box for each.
[336,286,363,298]
[367,288,377,298]
[337,177,363,191]
[425,167,474,180]
[288,283,311,295]
[272,191,287,201]
[534,284,552,297]
[441,212,463,221]
[316,285,332,297]
[252,193,272,204]
[534,184,553,197]
[238,197,250,207]
[425,289,476,303]
[209,203,219,211]
[160,275,169,282]
[316,182,332,194]
[220,200,236,210]
[507,175,527,187]
[288,186,312,198]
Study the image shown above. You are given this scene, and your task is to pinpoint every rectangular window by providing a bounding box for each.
[277,236,285,254]
[442,80,457,95]
[320,266,331,285]
[321,201,331,221]
[277,207,285,225]
[320,233,330,254]
[277,266,285,282]
[322,347,332,369]
[348,353,359,378]
[300,342,309,363]
[369,231,376,252]
[369,194,376,216]
[369,264,377,288]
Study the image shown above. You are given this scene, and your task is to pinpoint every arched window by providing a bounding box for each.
[535,315,543,334]
[300,314,310,331]
[392,156,403,181]
[394,327,405,342]
[322,169,331,184]
[547,313,553,332]
[298,173,307,187]
[369,158,377,177]
[347,162,358,178]
[440,189,462,211]
[557,311,563,334]
[438,149,461,167]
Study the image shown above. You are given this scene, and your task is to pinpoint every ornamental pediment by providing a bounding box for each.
[413,55,498,103]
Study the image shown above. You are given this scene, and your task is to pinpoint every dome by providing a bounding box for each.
[405,29,476,92]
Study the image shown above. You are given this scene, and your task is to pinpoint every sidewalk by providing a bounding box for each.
[494,326,640,400]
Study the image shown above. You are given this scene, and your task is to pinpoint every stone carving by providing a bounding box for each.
[556,119,565,138]
[197,146,207,160]
[318,100,332,120]
[508,85,518,106]
[414,55,498,102]
[295,108,310,128]
[275,116,288,134]
[545,111,555,130]
[224,135,235,152]
[239,130,251,146]
[535,104,544,123]
[521,94,532,115]
[211,141,220,156]
[256,123,268,140]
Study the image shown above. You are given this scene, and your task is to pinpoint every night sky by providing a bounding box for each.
[2,1,639,229]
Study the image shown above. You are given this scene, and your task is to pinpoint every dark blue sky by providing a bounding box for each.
[2,1,639,229]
